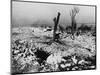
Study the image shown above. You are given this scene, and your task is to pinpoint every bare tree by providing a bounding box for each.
[70,7,79,39]
[53,12,61,41]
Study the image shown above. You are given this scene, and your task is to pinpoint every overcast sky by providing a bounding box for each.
[12,1,96,27]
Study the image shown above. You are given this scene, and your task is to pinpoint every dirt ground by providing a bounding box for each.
[11,27,96,74]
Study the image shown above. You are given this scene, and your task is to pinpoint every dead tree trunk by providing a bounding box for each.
[71,16,77,39]
[53,12,61,41]
[70,7,79,40]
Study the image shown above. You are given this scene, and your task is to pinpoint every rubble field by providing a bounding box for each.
[11,27,96,74]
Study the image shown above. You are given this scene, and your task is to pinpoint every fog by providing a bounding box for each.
[12,1,96,27]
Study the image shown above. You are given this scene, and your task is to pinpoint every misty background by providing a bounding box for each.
[12,1,96,27]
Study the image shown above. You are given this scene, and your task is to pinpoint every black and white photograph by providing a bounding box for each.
[11,0,96,74]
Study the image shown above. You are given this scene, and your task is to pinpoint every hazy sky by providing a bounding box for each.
[12,1,96,27]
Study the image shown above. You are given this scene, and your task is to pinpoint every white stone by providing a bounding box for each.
[71,56,77,64]
[60,64,66,68]
[65,63,71,67]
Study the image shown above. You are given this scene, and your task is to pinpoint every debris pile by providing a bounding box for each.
[11,27,96,73]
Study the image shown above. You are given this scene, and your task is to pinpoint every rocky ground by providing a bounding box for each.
[11,27,96,74]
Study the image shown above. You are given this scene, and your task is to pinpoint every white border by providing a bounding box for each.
[0,0,100,75]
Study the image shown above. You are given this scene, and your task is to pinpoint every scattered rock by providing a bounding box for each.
[78,59,85,65]
[65,63,71,67]
[60,64,66,68]
[71,56,78,64]
[90,66,95,69]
